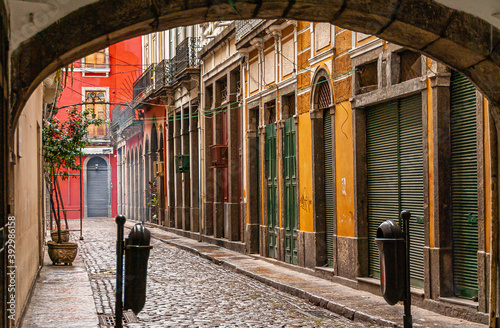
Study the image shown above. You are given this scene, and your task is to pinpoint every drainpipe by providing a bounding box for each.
[489,108,498,327]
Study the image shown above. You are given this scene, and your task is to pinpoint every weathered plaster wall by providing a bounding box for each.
[13,85,44,323]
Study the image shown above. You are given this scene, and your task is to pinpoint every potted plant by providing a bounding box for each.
[147,179,159,223]
[43,102,103,265]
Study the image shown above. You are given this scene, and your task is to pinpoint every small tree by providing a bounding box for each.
[43,105,103,242]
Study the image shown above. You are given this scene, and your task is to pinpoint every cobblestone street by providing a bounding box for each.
[78,218,368,328]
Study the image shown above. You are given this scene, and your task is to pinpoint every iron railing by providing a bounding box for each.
[110,104,121,133]
[173,37,200,76]
[155,59,172,90]
[132,64,155,101]
[120,105,136,130]
[235,19,265,42]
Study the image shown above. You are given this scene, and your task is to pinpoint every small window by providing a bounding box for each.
[264,100,276,125]
[399,50,421,83]
[282,93,295,120]
[356,61,378,95]
[85,91,107,137]
[82,49,109,71]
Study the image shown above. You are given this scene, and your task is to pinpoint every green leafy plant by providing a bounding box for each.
[43,104,103,242]
[147,179,159,222]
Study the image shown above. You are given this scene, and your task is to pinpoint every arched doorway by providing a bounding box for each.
[310,69,335,268]
[86,156,109,217]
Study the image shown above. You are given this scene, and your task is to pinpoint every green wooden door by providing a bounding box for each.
[450,71,478,299]
[366,94,424,287]
[266,124,278,259]
[284,118,298,264]
[323,109,335,267]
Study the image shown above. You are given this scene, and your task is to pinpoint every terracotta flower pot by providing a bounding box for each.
[47,241,78,266]
[51,230,70,243]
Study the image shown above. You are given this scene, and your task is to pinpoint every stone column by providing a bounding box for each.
[425,66,453,300]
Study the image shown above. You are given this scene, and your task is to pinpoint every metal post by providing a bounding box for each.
[79,155,83,240]
[115,215,126,328]
[401,210,412,328]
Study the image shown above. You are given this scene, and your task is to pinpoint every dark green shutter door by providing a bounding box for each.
[284,118,298,264]
[323,110,335,267]
[367,95,424,287]
[367,100,399,278]
[450,71,478,299]
[266,124,278,259]
[399,95,425,286]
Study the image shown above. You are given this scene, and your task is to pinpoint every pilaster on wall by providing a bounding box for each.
[425,69,454,300]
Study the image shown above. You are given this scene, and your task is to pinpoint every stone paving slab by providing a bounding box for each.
[133,221,488,328]
[22,247,99,328]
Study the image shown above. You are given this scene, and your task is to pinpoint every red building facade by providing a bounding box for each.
[55,37,142,220]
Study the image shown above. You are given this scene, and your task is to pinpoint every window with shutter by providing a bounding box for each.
[85,91,107,137]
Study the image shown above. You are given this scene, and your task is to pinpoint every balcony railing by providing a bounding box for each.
[132,64,155,101]
[110,104,121,133]
[155,59,172,90]
[173,37,200,76]
[120,105,137,130]
[236,19,265,42]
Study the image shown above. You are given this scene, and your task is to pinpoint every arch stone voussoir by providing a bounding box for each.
[285,0,343,23]
[378,0,452,49]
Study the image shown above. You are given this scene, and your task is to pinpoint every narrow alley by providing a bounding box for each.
[80,218,368,328]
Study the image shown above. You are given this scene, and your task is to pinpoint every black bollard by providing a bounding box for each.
[115,215,126,328]
[401,210,412,328]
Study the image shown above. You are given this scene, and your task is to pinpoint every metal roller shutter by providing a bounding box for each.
[87,157,109,217]
[450,71,478,299]
[324,110,335,267]
[367,94,424,287]
[399,95,425,286]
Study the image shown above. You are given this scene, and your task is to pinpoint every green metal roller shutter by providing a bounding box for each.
[399,95,425,286]
[450,71,478,299]
[367,94,424,287]
[367,100,399,279]
[323,110,335,267]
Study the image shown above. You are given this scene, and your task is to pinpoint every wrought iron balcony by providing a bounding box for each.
[110,104,121,133]
[236,19,265,42]
[155,59,172,90]
[132,64,155,102]
[173,37,200,77]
